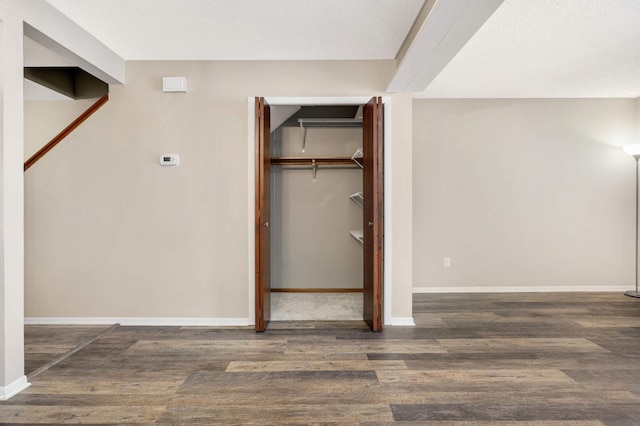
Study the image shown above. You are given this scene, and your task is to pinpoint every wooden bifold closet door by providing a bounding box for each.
[255,97,271,332]
[254,96,383,331]
[362,97,383,331]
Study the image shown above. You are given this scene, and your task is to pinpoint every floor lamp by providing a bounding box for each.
[623,143,640,298]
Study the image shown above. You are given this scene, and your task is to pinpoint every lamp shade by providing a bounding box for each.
[623,143,640,156]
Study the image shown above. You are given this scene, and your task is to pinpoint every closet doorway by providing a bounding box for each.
[255,97,383,332]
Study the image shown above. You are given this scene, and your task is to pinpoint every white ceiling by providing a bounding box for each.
[419,0,640,98]
[44,0,424,60]
[37,0,640,98]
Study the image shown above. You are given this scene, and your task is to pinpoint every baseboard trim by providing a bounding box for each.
[0,376,30,401]
[389,317,416,327]
[24,317,251,326]
[413,286,631,293]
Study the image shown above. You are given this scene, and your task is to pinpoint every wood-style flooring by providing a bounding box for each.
[2,292,640,424]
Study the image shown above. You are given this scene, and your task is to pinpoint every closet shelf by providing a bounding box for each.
[299,118,362,153]
[349,192,364,208]
[298,118,363,128]
[349,230,364,245]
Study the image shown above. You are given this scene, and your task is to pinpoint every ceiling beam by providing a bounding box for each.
[387,0,504,93]
[20,0,125,85]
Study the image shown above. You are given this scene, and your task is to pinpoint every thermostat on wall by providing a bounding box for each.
[160,154,179,167]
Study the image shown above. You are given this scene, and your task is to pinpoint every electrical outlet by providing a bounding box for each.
[444,257,451,268]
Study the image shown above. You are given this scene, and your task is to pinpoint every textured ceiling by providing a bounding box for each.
[38,0,640,98]
[45,0,424,60]
[419,0,640,98]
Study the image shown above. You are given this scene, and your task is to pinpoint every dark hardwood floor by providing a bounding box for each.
[2,292,639,424]
[23,325,112,377]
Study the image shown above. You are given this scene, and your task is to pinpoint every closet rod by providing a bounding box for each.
[271,157,357,166]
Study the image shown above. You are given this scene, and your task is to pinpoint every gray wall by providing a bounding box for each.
[24,60,415,322]
[413,98,637,291]
[271,127,363,289]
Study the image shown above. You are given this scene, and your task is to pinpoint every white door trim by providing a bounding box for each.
[247,96,392,325]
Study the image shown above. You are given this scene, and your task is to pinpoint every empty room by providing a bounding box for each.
[1,0,639,424]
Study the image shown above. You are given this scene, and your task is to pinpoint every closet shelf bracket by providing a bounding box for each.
[299,120,308,153]
[349,192,364,208]
[351,148,363,168]
[349,230,364,245]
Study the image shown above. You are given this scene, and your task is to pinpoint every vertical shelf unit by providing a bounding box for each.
[349,149,364,245]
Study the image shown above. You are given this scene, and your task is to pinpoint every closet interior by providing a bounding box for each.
[269,105,364,321]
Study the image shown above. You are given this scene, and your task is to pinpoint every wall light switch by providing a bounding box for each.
[160,154,179,167]
[444,257,451,268]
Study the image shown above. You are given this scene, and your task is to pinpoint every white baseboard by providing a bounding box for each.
[24,317,251,326]
[26,316,415,327]
[413,286,630,293]
[389,317,416,326]
[0,375,30,401]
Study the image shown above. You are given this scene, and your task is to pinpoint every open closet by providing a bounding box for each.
[255,97,383,331]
